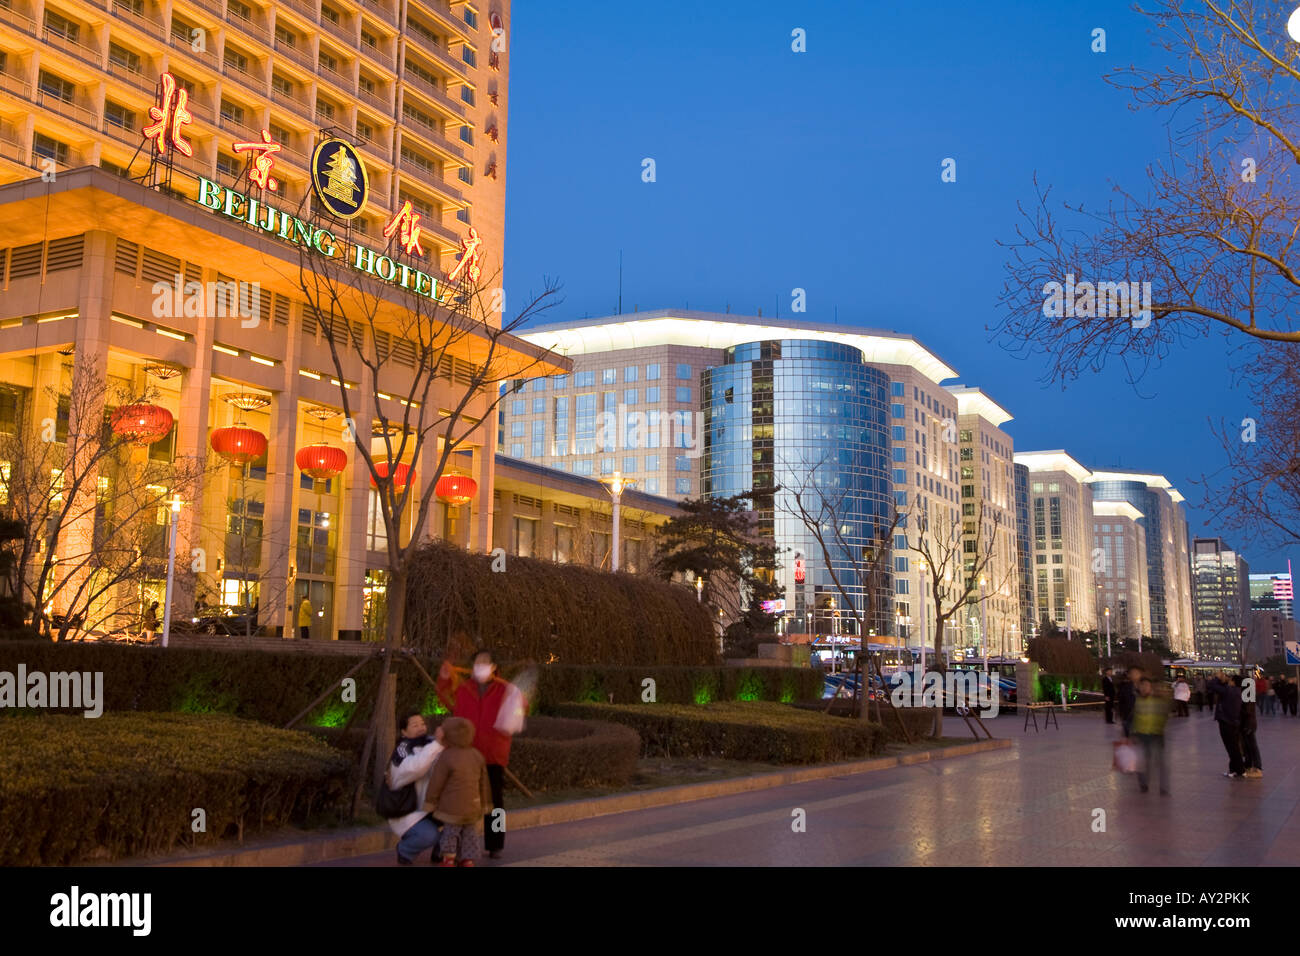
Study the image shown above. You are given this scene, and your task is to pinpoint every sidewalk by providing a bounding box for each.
[143,734,1010,867]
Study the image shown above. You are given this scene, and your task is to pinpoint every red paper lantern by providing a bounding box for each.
[210,426,268,463]
[369,462,413,489]
[295,444,347,480]
[110,403,174,445]
[435,474,477,506]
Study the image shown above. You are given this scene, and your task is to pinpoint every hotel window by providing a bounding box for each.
[623,457,637,473]
[574,371,595,388]
[646,364,660,381]
[892,426,906,441]
[462,45,477,67]
[32,133,69,165]
[171,14,199,43]
[317,99,337,121]
[275,24,297,47]
[891,382,904,397]
[646,386,659,403]
[646,411,660,448]
[624,366,638,383]
[38,71,74,104]
[456,208,471,225]
[461,85,475,106]
[575,394,597,454]
[675,456,691,472]
[225,47,250,73]
[573,460,593,476]
[510,399,525,415]
[553,524,573,563]
[109,43,142,74]
[675,478,691,495]
[402,103,438,132]
[675,364,691,380]
[357,120,375,141]
[600,457,615,474]
[220,99,246,125]
[463,5,478,28]
[891,404,904,418]
[458,166,473,185]
[229,0,252,20]
[319,50,340,74]
[893,469,907,485]
[552,396,569,455]
[644,478,660,494]
[322,4,341,23]
[512,517,537,557]
[623,388,637,405]
[272,73,294,96]
[104,101,137,132]
[510,421,525,437]
[530,430,544,458]
[362,29,379,51]
[645,455,659,472]
[895,556,909,573]
[400,145,436,174]
[675,386,691,403]
[892,447,906,463]
[270,123,292,145]
[532,397,544,414]
[509,442,524,457]
[962,485,974,497]
[216,152,240,177]
[459,125,474,145]
[44,10,79,42]
[601,368,616,385]
[553,374,569,389]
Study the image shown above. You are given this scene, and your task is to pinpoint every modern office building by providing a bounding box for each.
[1092,500,1150,647]
[1085,471,1195,654]
[1249,569,1293,619]
[1013,461,1034,648]
[1014,450,1097,635]
[511,311,966,646]
[1191,536,1250,662]
[0,0,557,639]
[1247,608,1295,664]
[947,386,1020,658]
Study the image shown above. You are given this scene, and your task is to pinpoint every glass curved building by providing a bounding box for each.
[702,339,893,638]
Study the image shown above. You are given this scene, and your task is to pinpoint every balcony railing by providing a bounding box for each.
[43,26,104,67]
[101,117,142,147]
[271,87,312,120]
[278,0,317,24]
[110,1,165,37]
[320,15,354,44]
[0,4,37,34]
[225,4,267,39]
[408,0,472,42]
[415,36,470,79]
[35,88,100,131]
[107,60,156,96]
[222,58,266,90]
[177,0,223,17]
[356,84,389,112]
[358,41,394,70]
[272,37,313,69]
[0,126,26,164]
[399,122,464,162]
[400,66,467,120]
[316,61,354,94]
[0,68,32,99]
[358,0,394,25]
[217,112,261,144]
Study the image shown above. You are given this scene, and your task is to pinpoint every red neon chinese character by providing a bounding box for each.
[447,227,483,284]
[382,200,426,257]
[232,129,281,191]
[142,72,194,157]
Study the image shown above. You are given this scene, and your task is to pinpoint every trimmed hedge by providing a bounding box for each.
[0,712,351,865]
[1027,636,1096,675]
[0,643,820,729]
[311,715,641,792]
[403,540,718,665]
[1038,672,1102,703]
[550,701,886,764]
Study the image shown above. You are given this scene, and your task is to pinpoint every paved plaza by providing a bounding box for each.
[325,708,1300,866]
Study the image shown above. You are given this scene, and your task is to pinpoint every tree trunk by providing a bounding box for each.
[372,566,407,789]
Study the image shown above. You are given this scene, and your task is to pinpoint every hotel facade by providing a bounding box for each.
[0,0,573,639]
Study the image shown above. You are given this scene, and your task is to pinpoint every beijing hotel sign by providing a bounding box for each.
[137,73,483,301]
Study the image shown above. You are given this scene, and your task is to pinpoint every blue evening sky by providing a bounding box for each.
[503,0,1287,572]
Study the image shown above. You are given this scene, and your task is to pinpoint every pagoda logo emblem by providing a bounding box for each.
[311,138,368,220]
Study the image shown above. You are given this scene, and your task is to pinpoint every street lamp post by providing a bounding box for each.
[918,559,927,672]
[979,576,988,671]
[1105,606,1111,658]
[1065,599,1073,641]
[599,471,634,572]
[1137,618,1143,654]
[695,575,703,603]
[160,495,182,649]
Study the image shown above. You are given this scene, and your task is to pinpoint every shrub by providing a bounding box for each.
[402,540,717,665]
[0,712,351,865]
[550,701,886,764]
[1038,672,1102,703]
[1110,650,1165,677]
[0,644,821,728]
[1027,636,1096,676]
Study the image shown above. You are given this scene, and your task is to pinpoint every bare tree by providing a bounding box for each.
[293,221,560,786]
[0,368,204,642]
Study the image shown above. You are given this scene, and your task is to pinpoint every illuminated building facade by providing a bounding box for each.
[1014,450,1098,634]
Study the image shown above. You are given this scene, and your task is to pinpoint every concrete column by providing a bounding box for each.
[470,442,493,551]
[173,267,214,617]
[497,486,515,556]
[260,334,300,635]
[335,386,376,641]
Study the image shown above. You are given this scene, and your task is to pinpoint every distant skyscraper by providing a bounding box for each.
[1192,537,1250,662]
[1014,462,1034,647]
[1092,501,1151,647]
[1248,569,1293,620]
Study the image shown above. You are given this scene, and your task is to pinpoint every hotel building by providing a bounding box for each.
[1191,536,1250,662]
[1091,500,1150,646]
[0,0,567,639]
[1014,450,1098,635]
[947,386,1019,657]
[1084,471,1195,655]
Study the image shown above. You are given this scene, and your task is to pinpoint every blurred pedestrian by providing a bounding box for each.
[1259,674,1275,717]
[139,601,159,644]
[1173,676,1190,718]
[1287,677,1299,717]
[1117,667,1140,738]
[1133,677,1170,795]
[297,596,313,640]
[1194,675,1207,713]
[1102,667,1116,725]
[1208,671,1245,778]
[1235,675,1263,778]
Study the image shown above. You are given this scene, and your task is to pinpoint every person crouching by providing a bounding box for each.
[424,716,492,867]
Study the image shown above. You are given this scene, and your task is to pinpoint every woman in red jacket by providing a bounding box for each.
[436,648,512,859]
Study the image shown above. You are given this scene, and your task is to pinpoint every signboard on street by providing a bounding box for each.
[1286,641,1300,666]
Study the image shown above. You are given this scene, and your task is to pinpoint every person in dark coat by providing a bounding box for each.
[1101,668,1116,725]
[1208,672,1245,777]
[1235,675,1262,778]
[1117,667,1140,738]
